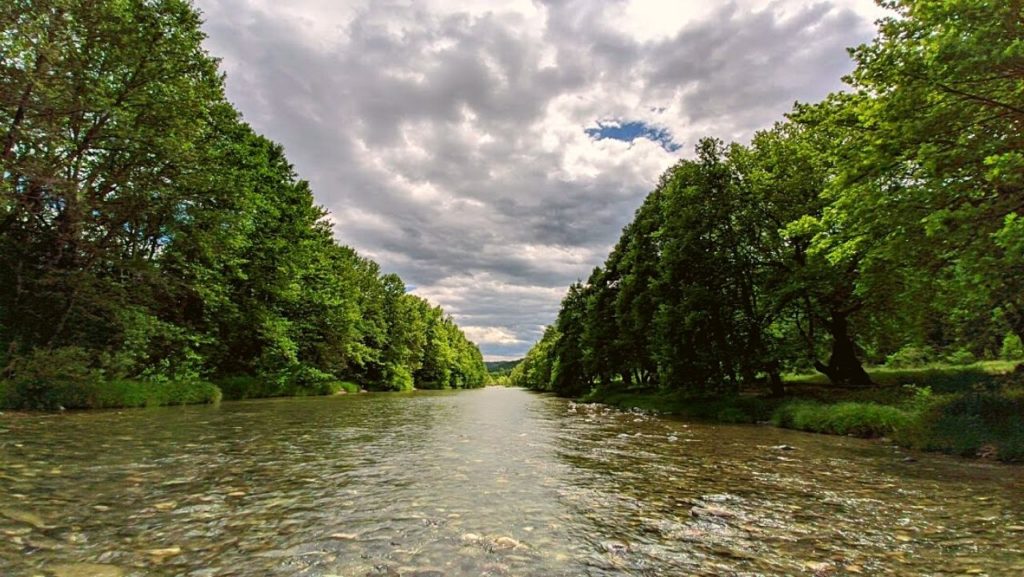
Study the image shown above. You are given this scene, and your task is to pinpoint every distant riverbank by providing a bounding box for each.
[0,376,487,412]
[581,361,1024,463]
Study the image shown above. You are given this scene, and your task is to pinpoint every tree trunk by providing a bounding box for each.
[765,359,785,397]
[814,311,872,387]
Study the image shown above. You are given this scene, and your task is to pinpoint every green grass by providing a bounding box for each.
[586,361,1024,462]
[771,401,911,437]
[785,360,1016,393]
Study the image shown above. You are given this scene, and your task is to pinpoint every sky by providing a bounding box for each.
[195,0,886,361]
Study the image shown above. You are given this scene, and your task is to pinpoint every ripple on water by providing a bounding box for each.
[1,388,1023,576]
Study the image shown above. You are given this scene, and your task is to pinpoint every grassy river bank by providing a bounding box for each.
[582,361,1024,463]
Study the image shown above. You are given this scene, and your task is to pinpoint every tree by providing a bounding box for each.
[0,0,224,371]
[824,0,1024,346]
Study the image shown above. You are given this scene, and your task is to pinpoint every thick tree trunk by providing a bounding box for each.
[814,311,872,387]
[765,359,785,397]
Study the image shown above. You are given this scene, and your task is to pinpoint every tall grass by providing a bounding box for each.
[896,391,1024,462]
[771,401,911,437]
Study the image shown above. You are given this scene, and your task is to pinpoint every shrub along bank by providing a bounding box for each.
[584,364,1024,463]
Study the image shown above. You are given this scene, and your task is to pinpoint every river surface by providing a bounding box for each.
[1,387,1023,577]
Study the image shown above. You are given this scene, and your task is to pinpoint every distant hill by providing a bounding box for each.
[485,360,522,375]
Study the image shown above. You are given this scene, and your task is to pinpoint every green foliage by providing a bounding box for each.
[1001,333,1024,361]
[2,347,101,410]
[519,1,1022,414]
[943,348,977,366]
[217,365,357,400]
[788,362,1013,394]
[885,345,935,368]
[509,326,559,390]
[336,381,361,394]
[771,401,911,438]
[0,346,220,409]
[896,392,1024,462]
[0,0,486,409]
[485,360,521,376]
[91,380,222,409]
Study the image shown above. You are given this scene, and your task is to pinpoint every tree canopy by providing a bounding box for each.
[0,0,486,409]
[513,0,1023,397]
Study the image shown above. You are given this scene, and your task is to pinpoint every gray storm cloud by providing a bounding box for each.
[195,0,877,359]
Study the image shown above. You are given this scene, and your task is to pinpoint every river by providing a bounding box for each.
[1,387,1022,576]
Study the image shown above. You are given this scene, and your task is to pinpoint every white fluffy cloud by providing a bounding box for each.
[195,0,882,359]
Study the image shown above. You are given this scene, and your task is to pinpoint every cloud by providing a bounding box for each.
[195,0,880,359]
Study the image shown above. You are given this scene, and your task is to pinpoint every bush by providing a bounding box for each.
[1001,333,1024,361]
[0,375,221,411]
[885,345,935,368]
[216,365,353,400]
[0,347,222,410]
[943,348,977,366]
[772,401,911,437]
[336,381,361,394]
[375,365,414,391]
[2,347,100,410]
[91,379,221,408]
[895,392,1024,462]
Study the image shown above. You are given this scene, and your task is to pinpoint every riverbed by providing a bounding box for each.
[1,387,1022,576]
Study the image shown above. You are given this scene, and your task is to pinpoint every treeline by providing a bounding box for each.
[0,0,486,409]
[513,0,1023,397]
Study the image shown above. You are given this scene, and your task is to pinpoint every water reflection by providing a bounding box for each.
[1,388,1022,576]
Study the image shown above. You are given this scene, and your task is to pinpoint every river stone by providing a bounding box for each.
[690,505,737,519]
[804,561,835,576]
[145,546,183,558]
[603,541,628,556]
[492,536,521,549]
[0,507,47,528]
[49,563,125,577]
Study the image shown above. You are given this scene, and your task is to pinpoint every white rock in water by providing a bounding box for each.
[492,536,521,549]
[145,546,182,558]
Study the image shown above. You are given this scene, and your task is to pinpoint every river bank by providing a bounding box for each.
[582,362,1024,463]
[0,376,495,412]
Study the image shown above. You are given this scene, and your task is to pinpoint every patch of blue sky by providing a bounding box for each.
[584,120,681,152]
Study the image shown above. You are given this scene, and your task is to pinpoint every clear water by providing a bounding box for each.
[1,387,1022,576]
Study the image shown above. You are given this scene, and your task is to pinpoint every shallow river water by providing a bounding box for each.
[1,387,1023,577]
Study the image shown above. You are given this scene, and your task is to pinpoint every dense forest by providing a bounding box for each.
[0,0,487,410]
[511,0,1023,459]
